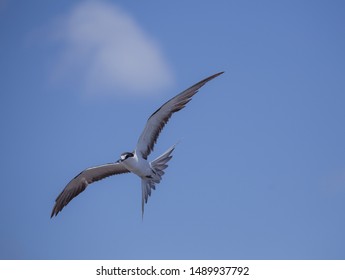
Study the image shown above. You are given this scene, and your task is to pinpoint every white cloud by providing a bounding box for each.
[52,1,173,97]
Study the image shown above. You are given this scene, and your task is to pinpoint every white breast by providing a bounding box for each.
[121,153,152,178]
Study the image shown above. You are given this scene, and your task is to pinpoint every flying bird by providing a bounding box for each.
[51,72,224,218]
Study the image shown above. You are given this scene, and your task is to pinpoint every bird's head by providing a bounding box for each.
[120,152,134,162]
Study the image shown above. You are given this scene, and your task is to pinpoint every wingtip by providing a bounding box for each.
[213,71,225,78]
[201,71,224,84]
[50,204,61,219]
[50,209,56,219]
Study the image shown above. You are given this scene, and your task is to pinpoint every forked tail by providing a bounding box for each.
[141,144,176,218]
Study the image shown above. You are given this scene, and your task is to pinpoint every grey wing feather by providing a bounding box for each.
[51,162,129,217]
[136,72,224,159]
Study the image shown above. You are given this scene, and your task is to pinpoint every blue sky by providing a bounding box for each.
[1,0,345,259]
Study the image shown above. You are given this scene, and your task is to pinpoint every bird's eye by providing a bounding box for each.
[120,152,133,161]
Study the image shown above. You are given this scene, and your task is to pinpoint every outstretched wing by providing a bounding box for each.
[51,162,130,217]
[136,72,224,159]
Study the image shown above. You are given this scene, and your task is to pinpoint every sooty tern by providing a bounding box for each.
[51,72,224,218]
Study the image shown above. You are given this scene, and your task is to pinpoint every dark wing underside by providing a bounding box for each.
[135,72,224,159]
[51,162,130,217]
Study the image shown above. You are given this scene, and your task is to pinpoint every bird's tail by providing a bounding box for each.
[141,144,176,218]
